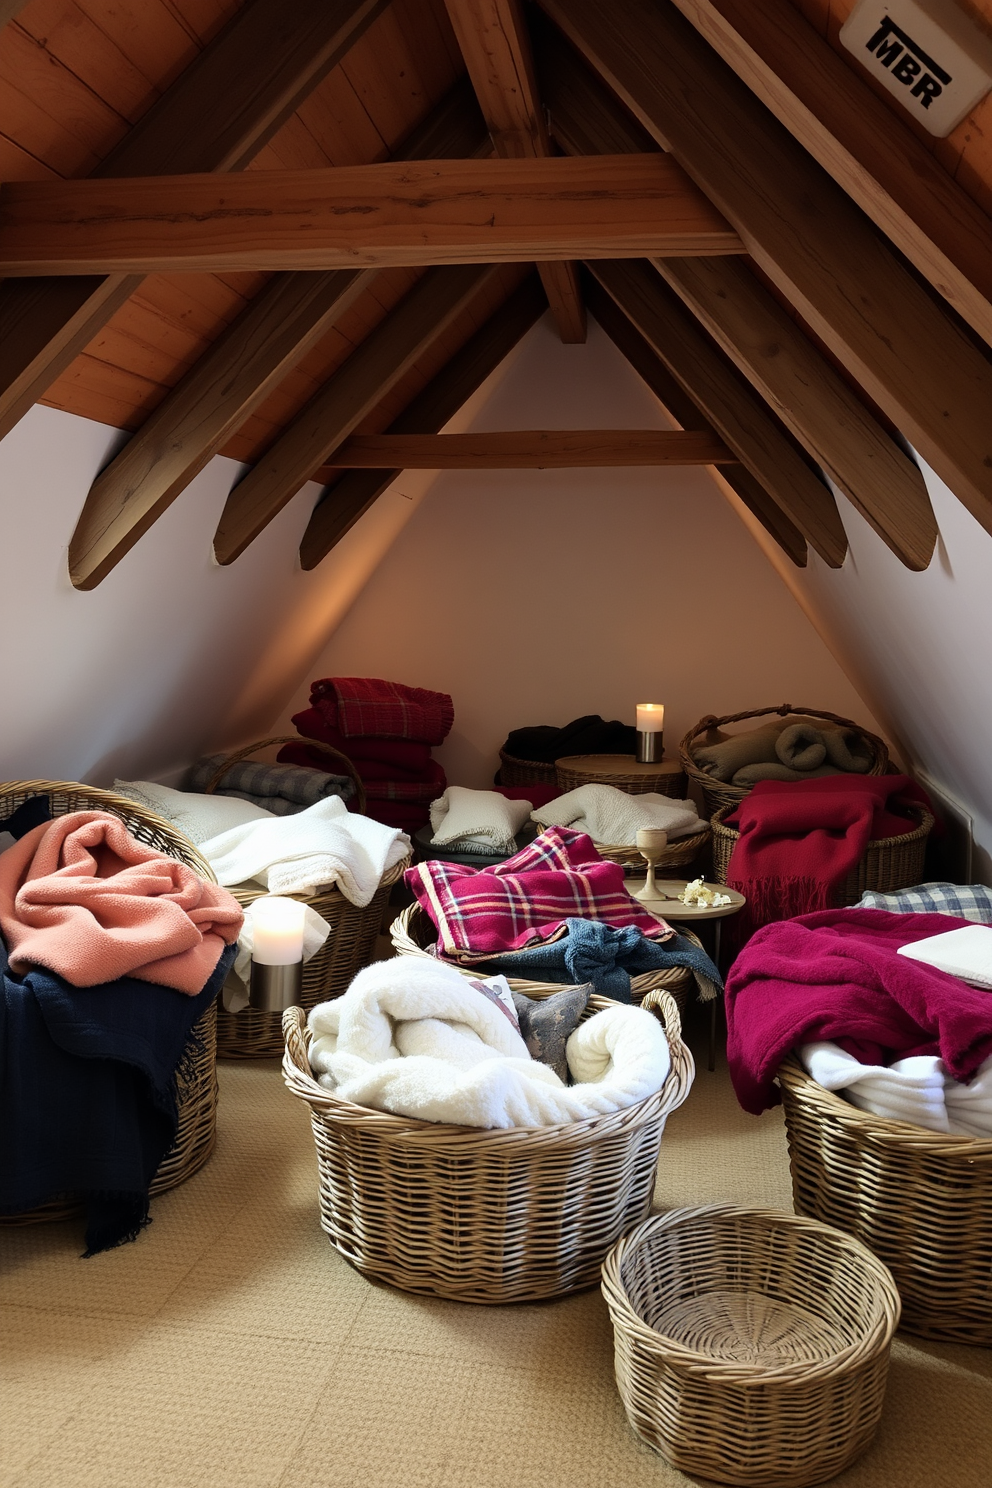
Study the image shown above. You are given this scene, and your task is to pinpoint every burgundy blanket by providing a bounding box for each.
[725,908,992,1114]
[309,677,454,745]
[725,774,929,932]
[287,710,433,771]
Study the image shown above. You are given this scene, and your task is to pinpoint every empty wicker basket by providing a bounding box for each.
[0,779,220,1224]
[780,1055,992,1345]
[602,1203,900,1487]
[282,988,693,1303]
[497,748,557,787]
[681,705,891,817]
[711,803,933,905]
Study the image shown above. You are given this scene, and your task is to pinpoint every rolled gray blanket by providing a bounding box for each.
[732,761,842,787]
[776,723,827,772]
[823,727,874,773]
[693,722,789,782]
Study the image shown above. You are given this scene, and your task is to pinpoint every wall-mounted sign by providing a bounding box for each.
[840,0,992,136]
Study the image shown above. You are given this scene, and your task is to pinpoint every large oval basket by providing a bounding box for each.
[779,1055,992,1345]
[282,988,694,1303]
[0,779,219,1224]
[602,1203,899,1487]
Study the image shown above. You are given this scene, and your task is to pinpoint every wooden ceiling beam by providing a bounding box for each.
[302,273,548,568]
[0,2,29,29]
[669,0,992,351]
[537,0,992,540]
[588,259,847,566]
[0,0,388,442]
[538,16,936,571]
[443,0,585,341]
[329,429,734,465]
[583,272,807,566]
[66,82,490,592]
[214,263,502,565]
[0,156,744,275]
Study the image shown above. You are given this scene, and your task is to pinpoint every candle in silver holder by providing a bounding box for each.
[249,959,303,1012]
[247,895,306,1013]
[635,703,665,764]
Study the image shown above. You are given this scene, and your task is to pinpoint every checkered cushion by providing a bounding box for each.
[858,881,992,923]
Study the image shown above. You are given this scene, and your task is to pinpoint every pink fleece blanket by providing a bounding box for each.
[0,811,243,993]
[725,907,992,1114]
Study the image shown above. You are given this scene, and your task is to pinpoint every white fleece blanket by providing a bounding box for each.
[199,796,409,905]
[801,1041,992,1138]
[531,783,706,846]
[430,787,532,853]
[308,957,672,1128]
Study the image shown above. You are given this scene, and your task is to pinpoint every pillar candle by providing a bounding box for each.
[636,703,665,732]
[251,896,306,965]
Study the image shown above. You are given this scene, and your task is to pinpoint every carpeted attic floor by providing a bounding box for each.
[2,1011,991,1488]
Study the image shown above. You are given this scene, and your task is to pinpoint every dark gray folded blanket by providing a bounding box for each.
[187,755,354,811]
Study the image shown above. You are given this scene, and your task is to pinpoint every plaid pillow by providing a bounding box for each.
[859,881,992,923]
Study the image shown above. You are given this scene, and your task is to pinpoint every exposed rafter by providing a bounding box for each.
[538,16,936,571]
[670,0,992,351]
[0,1,28,28]
[443,0,585,341]
[302,273,548,568]
[0,155,745,275]
[0,0,388,442]
[589,259,848,567]
[538,0,992,540]
[215,263,503,565]
[330,429,734,465]
[583,273,807,567]
[67,82,490,592]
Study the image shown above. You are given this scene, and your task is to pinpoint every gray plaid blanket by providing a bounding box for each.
[858,880,992,923]
[187,755,354,813]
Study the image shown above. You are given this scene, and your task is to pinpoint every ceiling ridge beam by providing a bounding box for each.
[301,272,548,568]
[0,0,389,442]
[537,0,992,540]
[328,429,735,464]
[214,262,504,565]
[443,0,586,341]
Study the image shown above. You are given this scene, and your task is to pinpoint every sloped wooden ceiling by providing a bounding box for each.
[0,0,991,588]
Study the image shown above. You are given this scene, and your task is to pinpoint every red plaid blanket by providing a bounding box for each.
[363,762,446,803]
[309,677,454,745]
[406,827,669,960]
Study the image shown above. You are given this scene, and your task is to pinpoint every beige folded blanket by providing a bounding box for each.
[692,722,789,783]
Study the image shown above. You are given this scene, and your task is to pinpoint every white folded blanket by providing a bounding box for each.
[199,796,409,905]
[430,787,532,853]
[800,1041,992,1138]
[309,957,672,1128]
[532,783,706,846]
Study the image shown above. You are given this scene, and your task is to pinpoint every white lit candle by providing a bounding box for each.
[636,703,665,733]
[251,896,306,966]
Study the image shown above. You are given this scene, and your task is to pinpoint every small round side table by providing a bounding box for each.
[628,877,746,1071]
[555,754,687,797]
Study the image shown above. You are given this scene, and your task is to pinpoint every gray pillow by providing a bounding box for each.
[511,985,592,1083]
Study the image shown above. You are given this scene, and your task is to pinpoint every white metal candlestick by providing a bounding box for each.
[634,826,670,901]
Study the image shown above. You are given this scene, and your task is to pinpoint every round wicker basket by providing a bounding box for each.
[390,902,696,1014]
[594,825,710,877]
[602,1202,900,1487]
[0,779,219,1225]
[282,987,694,1303]
[555,754,687,797]
[710,803,933,905]
[779,1056,992,1345]
[680,705,891,817]
[497,748,557,787]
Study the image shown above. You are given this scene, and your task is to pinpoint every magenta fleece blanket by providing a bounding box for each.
[725,907,992,1114]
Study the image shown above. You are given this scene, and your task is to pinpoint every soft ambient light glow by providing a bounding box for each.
[251,896,306,965]
[636,703,665,732]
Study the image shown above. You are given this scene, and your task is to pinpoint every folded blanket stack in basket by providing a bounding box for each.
[186,755,354,815]
[695,716,876,787]
[502,714,637,765]
[281,676,454,833]
[532,783,706,844]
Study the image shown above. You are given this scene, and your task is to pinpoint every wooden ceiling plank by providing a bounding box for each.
[537,0,992,541]
[0,0,390,442]
[588,258,847,567]
[443,0,585,340]
[539,15,935,570]
[331,429,734,465]
[214,262,502,565]
[301,271,548,566]
[0,154,745,274]
[669,0,992,352]
[583,270,807,566]
[0,2,30,27]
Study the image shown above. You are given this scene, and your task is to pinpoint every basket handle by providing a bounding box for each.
[640,987,683,1045]
[282,1004,311,1074]
[203,736,366,814]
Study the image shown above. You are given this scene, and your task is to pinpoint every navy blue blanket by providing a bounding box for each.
[474,918,722,1003]
[0,937,233,1255]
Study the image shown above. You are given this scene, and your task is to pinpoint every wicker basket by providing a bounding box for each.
[282,987,694,1303]
[0,779,219,1224]
[594,826,711,877]
[205,737,410,1059]
[779,1056,992,1345]
[497,748,557,787]
[555,754,687,797]
[602,1202,900,1487]
[391,902,696,1015]
[711,803,932,905]
[680,705,891,817]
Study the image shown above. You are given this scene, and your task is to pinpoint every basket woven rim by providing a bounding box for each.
[778,1053,992,1155]
[710,801,933,849]
[602,1201,901,1382]
[594,826,711,859]
[227,850,409,908]
[498,747,557,769]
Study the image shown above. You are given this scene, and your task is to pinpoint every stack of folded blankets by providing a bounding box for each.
[695,716,876,788]
[280,676,453,834]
